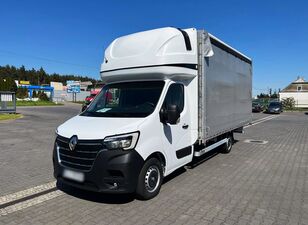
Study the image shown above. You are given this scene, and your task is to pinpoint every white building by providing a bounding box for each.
[279,77,308,108]
[50,81,63,91]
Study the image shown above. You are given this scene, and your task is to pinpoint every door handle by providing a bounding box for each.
[182,124,189,129]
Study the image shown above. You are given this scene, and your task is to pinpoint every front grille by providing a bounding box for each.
[56,135,104,171]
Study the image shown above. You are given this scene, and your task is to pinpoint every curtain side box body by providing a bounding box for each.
[198,31,252,142]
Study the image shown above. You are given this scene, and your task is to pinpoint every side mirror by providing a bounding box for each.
[81,104,88,112]
[160,104,180,125]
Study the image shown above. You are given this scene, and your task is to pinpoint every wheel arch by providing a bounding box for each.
[145,151,166,175]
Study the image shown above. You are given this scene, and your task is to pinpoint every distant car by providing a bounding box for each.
[81,91,100,111]
[266,102,283,114]
[252,102,262,112]
[85,93,97,104]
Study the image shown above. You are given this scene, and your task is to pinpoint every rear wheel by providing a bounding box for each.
[136,158,163,200]
[220,133,233,154]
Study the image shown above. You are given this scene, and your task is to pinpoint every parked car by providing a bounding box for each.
[266,102,283,114]
[85,93,97,104]
[252,102,262,112]
[81,91,100,111]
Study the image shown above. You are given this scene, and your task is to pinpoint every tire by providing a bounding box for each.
[136,158,163,200]
[220,134,233,154]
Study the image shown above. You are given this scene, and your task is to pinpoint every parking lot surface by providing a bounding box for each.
[0,104,81,196]
[0,107,307,225]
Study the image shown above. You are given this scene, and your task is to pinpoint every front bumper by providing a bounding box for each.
[267,110,280,114]
[53,144,144,193]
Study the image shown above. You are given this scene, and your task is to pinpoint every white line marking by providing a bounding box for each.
[245,115,279,128]
[0,181,56,206]
[0,190,63,216]
[251,115,278,126]
[251,115,275,123]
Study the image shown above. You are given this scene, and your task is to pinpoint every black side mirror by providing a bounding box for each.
[81,104,88,112]
[160,104,180,125]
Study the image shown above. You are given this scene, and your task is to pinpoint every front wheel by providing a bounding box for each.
[136,158,163,200]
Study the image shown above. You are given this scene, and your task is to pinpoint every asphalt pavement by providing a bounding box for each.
[0,104,81,196]
[0,106,307,225]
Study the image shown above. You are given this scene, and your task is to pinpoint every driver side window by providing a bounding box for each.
[163,83,184,112]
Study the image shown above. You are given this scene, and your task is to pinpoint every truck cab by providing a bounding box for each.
[53,27,252,199]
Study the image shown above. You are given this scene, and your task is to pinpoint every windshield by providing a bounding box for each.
[269,102,280,107]
[81,81,165,118]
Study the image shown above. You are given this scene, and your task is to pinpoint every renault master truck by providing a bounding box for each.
[53,27,252,199]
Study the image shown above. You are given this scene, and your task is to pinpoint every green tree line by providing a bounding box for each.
[0,64,97,86]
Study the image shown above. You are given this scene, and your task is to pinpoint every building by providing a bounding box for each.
[279,76,308,108]
[50,82,64,91]
[80,81,92,91]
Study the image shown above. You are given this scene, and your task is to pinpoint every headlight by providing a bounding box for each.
[103,132,139,150]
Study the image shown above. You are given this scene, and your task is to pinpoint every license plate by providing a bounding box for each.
[63,169,84,182]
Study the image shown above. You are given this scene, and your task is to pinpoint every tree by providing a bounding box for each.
[32,90,38,98]
[16,87,28,99]
[258,90,279,99]
[0,77,17,92]
[281,97,295,110]
[38,67,47,85]
[38,91,49,101]
[19,65,27,81]
[257,93,269,99]
[271,90,278,99]
[0,64,98,86]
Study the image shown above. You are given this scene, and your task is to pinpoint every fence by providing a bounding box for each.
[0,92,16,113]
[53,90,90,102]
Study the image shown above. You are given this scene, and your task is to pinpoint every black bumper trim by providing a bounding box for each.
[53,144,144,193]
[176,146,192,159]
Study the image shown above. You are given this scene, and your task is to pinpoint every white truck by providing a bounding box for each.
[53,27,252,199]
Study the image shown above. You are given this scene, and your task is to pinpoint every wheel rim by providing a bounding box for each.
[145,165,161,193]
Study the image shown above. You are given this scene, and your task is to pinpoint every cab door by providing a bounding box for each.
[160,82,193,174]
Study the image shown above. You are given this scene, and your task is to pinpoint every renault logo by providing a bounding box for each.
[69,135,78,151]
